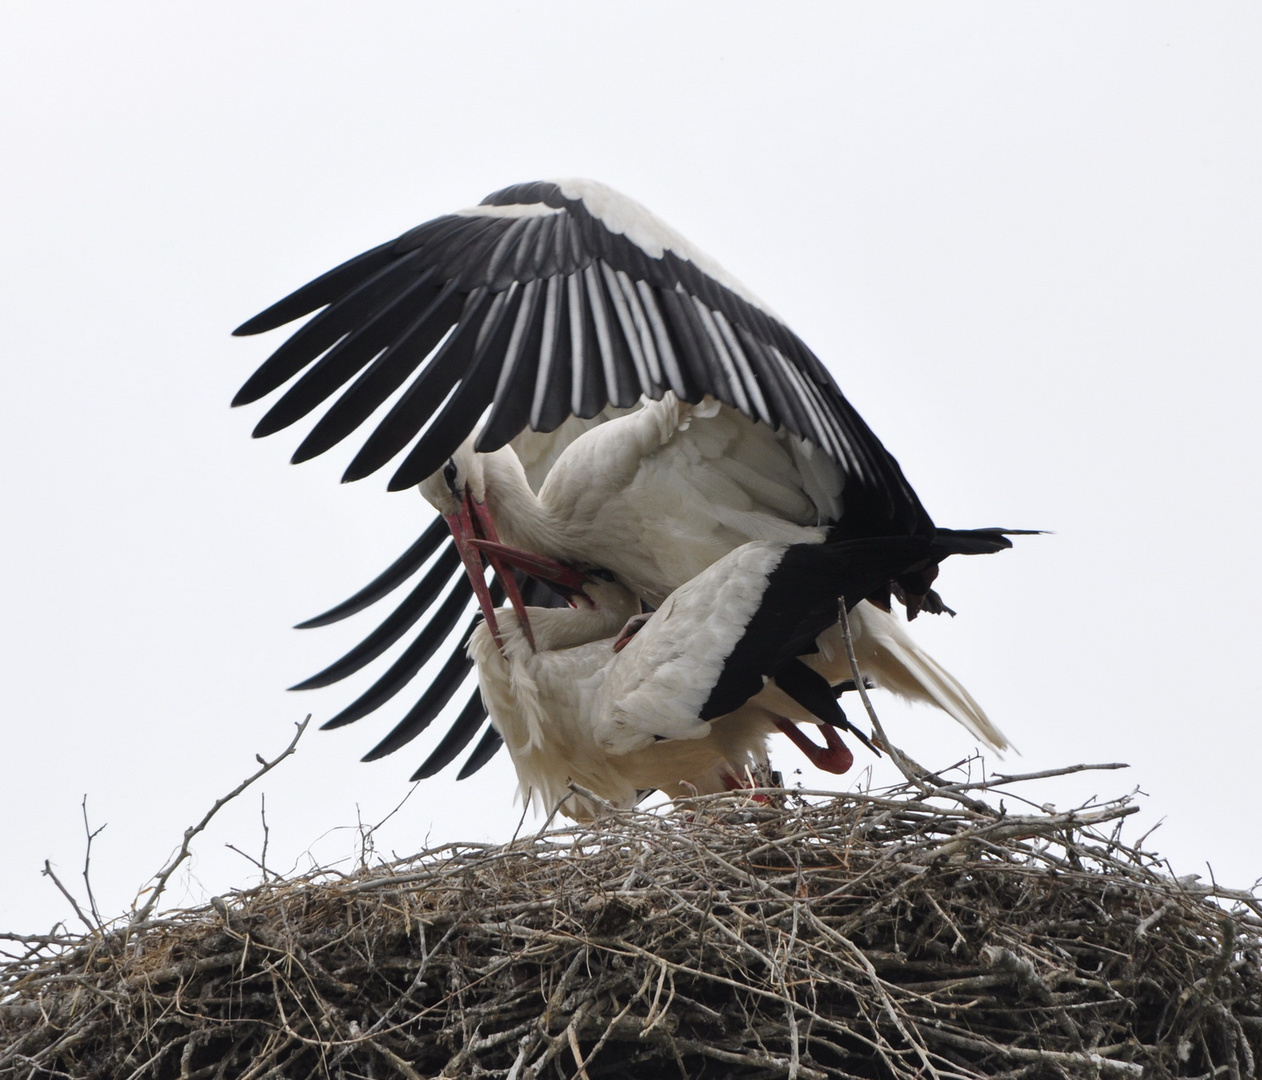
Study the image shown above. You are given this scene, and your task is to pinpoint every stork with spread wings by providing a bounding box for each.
[232,179,1027,812]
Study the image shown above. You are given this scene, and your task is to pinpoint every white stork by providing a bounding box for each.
[418,400,1016,758]
[232,179,1024,780]
[463,539,937,821]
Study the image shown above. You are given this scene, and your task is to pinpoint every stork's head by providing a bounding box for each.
[417,441,488,517]
[468,542,644,653]
[419,442,537,650]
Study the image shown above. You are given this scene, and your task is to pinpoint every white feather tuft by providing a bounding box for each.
[841,606,1010,752]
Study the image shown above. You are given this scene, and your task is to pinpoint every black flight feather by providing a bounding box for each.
[409,690,489,780]
[319,591,475,729]
[361,650,476,760]
[232,239,397,339]
[287,544,465,691]
[293,517,450,628]
[456,725,504,781]
[341,288,493,483]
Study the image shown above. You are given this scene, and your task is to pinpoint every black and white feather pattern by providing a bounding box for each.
[233,179,927,529]
[695,528,1015,725]
[232,179,940,780]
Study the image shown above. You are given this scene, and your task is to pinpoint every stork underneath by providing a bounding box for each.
[470,532,1010,821]
[464,544,848,821]
[467,568,777,821]
[421,401,1021,753]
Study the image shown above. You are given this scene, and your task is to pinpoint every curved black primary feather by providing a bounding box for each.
[233,179,931,537]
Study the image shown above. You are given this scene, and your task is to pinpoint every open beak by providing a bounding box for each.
[467,538,591,605]
[443,489,538,651]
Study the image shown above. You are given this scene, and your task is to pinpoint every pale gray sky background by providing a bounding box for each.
[3,3,1259,935]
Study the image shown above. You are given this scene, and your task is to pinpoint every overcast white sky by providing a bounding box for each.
[3,3,1259,935]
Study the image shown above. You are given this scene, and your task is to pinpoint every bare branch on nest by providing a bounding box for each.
[128,715,310,930]
[79,796,106,929]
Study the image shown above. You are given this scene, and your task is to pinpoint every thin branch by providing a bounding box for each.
[40,860,96,933]
[836,600,934,795]
[129,716,310,929]
[989,763,1130,784]
[259,792,271,882]
[79,795,107,928]
[356,780,421,870]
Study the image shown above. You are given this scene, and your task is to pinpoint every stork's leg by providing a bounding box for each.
[718,769,773,805]
[774,718,854,774]
[612,612,652,652]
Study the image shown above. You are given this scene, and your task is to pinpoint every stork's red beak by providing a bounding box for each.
[443,489,538,650]
[467,539,591,604]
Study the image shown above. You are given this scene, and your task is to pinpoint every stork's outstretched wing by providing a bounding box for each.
[289,526,574,781]
[233,179,928,534]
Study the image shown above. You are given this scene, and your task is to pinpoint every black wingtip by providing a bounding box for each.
[250,415,286,440]
[408,760,443,782]
[231,317,267,338]
[232,239,402,340]
[232,377,276,409]
[385,470,416,492]
[408,691,488,780]
[293,522,452,628]
[342,448,386,484]
[289,442,324,466]
[232,304,306,338]
[931,526,1044,557]
[455,726,503,779]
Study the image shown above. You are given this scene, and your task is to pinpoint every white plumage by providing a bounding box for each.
[466,532,1009,821]
[466,553,779,821]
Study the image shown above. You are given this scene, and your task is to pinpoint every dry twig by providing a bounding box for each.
[127,716,310,930]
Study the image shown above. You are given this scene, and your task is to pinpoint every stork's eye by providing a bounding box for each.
[442,459,459,493]
[590,567,617,582]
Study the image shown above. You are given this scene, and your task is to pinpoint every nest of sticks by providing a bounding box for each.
[3,765,1261,1080]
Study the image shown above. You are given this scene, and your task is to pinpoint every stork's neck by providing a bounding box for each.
[480,447,566,556]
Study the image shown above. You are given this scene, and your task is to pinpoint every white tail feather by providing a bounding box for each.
[841,605,1010,752]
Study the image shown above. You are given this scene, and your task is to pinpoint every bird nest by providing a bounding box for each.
[3,766,1261,1080]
